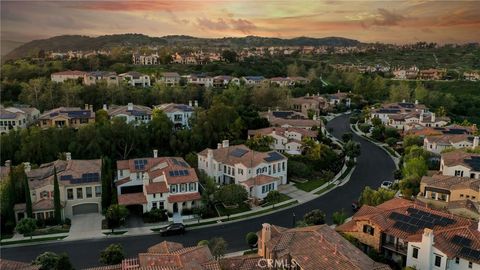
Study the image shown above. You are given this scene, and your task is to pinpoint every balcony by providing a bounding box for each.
[382,241,407,255]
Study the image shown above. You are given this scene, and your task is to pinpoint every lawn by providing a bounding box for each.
[314,183,335,195]
[1,236,67,246]
[293,178,327,192]
[216,202,251,217]
[28,226,70,237]
[261,193,292,208]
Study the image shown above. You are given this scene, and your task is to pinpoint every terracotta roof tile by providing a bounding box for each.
[242,175,277,187]
[145,182,168,194]
[167,192,201,203]
[0,259,40,270]
[118,192,147,205]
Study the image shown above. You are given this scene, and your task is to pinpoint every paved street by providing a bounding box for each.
[0,114,396,269]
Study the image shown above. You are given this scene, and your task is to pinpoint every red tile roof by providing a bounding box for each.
[118,193,147,206]
[0,259,40,270]
[167,192,201,203]
[145,182,168,194]
[242,175,277,187]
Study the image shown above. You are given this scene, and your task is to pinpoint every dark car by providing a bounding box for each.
[159,223,185,236]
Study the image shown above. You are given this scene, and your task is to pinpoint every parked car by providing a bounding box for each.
[159,223,185,236]
[380,181,393,189]
[351,201,360,212]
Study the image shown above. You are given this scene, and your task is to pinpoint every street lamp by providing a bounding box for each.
[292,212,296,227]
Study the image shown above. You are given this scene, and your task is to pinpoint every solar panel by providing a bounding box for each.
[451,235,472,247]
[171,159,180,165]
[264,152,284,162]
[169,171,174,177]
[231,148,248,157]
[272,111,294,118]
[60,175,73,181]
[179,161,189,167]
[465,157,480,171]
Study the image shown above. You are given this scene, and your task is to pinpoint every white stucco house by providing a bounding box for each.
[247,127,318,155]
[440,150,480,179]
[106,103,152,124]
[155,102,195,129]
[119,71,151,87]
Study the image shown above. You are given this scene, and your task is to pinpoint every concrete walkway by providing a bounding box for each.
[65,213,103,240]
[278,184,316,203]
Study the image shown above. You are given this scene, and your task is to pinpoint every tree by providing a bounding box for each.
[34,252,60,270]
[403,135,423,148]
[414,83,428,102]
[53,167,62,224]
[208,237,228,259]
[245,135,273,152]
[344,140,361,158]
[55,253,74,270]
[265,190,281,208]
[371,117,382,127]
[215,184,248,206]
[303,209,326,225]
[342,132,353,142]
[221,50,237,63]
[24,172,33,218]
[101,157,113,211]
[106,204,129,233]
[15,218,37,239]
[389,82,411,102]
[245,232,258,249]
[403,157,428,179]
[359,186,395,206]
[332,209,348,225]
[198,240,209,246]
[385,137,397,147]
[100,244,125,265]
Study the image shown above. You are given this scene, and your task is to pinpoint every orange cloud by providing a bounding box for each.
[66,0,202,12]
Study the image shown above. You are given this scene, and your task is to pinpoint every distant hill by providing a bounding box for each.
[1,40,25,58]
[5,34,361,60]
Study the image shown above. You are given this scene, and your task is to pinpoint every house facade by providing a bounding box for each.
[38,105,95,129]
[115,153,201,214]
[0,106,40,134]
[50,70,87,83]
[83,71,119,86]
[242,76,267,86]
[155,102,195,129]
[159,72,181,86]
[187,74,213,87]
[14,154,102,221]
[424,135,479,154]
[260,110,322,130]
[213,75,240,88]
[248,127,318,155]
[197,141,287,200]
[106,103,152,124]
[440,150,480,179]
[132,53,159,65]
[119,71,151,87]
[289,94,329,116]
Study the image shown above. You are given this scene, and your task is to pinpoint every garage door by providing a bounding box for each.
[72,203,99,215]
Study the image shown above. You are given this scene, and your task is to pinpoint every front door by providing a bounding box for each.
[173,202,178,213]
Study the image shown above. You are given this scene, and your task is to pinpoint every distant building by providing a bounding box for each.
[424,134,479,154]
[464,71,480,81]
[406,124,477,137]
[132,53,159,65]
[290,94,329,116]
[83,71,119,86]
[14,154,102,221]
[327,90,351,107]
[440,150,480,179]
[50,70,87,83]
[155,102,195,129]
[198,141,287,200]
[213,75,240,88]
[242,76,267,86]
[115,153,201,214]
[159,72,181,86]
[119,71,150,87]
[260,110,322,130]
[0,106,40,134]
[187,74,213,87]
[270,77,292,87]
[248,127,318,155]
[418,68,446,80]
[106,103,152,124]
[38,105,95,129]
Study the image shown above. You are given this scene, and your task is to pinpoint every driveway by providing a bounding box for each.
[65,213,103,240]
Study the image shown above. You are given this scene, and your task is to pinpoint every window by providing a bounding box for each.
[171,185,177,193]
[454,170,464,177]
[41,191,49,199]
[412,247,419,259]
[180,184,186,192]
[434,255,442,267]
[86,187,92,198]
[159,201,164,210]
[152,202,157,209]
[67,189,74,200]
[362,225,375,236]
[455,257,460,264]
[95,186,101,197]
[119,170,123,177]
[189,183,195,191]
[153,193,156,198]
[77,188,83,199]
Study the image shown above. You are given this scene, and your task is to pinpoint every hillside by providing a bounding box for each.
[1,40,24,57]
[5,34,361,60]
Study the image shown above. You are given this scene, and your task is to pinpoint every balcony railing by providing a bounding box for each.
[382,241,408,255]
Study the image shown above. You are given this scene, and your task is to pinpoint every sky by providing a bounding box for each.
[1,0,480,44]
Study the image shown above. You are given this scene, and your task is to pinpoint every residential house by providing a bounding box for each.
[260,110,322,130]
[464,71,480,81]
[424,135,479,154]
[115,152,201,214]
[407,124,477,137]
[221,223,391,270]
[159,72,181,86]
[393,69,407,80]
[440,150,480,179]
[270,77,293,87]
[38,105,95,129]
[85,241,220,270]
[248,127,318,155]
[14,154,102,221]
[418,69,446,80]
[132,53,159,65]
[289,94,329,116]
[213,75,240,88]
[242,76,267,86]
[106,103,152,124]
[119,71,151,87]
[405,66,420,79]
[0,106,40,134]
[187,74,214,88]
[418,174,479,219]
[0,259,40,270]
[50,70,87,83]
[83,71,119,86]
[327,90,352,107]
[336,198,480,269]
[197,141,287,200]
[155,102,195,129]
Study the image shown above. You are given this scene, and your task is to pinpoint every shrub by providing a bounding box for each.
[358,123,371,133]
[198,240,209,246]
[143,208,167,223]
[16,218,37,238]
[64,218,71,226]
[100,244,125,265]
[181,208,193,215]
[385,137,397,147]
[246,232,258,249]
[303,209,326,225]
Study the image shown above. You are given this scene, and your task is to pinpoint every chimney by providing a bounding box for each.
[23,162,31,173]
[153,149,158,158]
[66,152,72,161]
[402,99,406,103]
[261,223,271,257]
[337,90,340,93]
[89,105,93,112]
[473,136,479,149]
[189,100,193,107]
[217,143,222,149]
[5,160,11,168]
[420,113,424,122]
[222,140,229,148]
[103,104,107,111]
[85,104,89,110]
[431,113,436,123]
[127,102,133,111]
[194,100,198,107]
[415,99,419,105]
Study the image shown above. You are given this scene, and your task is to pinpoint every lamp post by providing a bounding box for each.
[292,212,296,227]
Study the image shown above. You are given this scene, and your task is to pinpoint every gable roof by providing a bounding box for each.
[442,150,480,171]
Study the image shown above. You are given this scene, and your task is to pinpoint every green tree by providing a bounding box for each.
[106,204,129,233]
[332,209,348,225]
[34,252,60,270]
[15,218,37,239]
[245,135,273,152]
[100,244,125,265]
[344,140,361,158]
[53,167,62,224]
[197,240,209,246]
[264,190,281,208]
[24,173,33,218]
[403,157,428,179]
[359,186,395,206]
[55,253,74,270]
[245,232,258,249]
[303,209,326,225]
[101,157,113,211]
[389,82,411,102]
[215,184,248,206]
[208,237,228,259]
[403,135,424,148]
[221,50,238,63]
[414,83,428,102]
